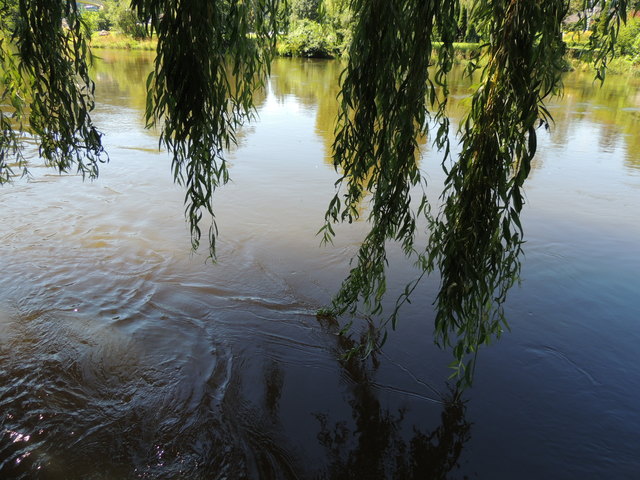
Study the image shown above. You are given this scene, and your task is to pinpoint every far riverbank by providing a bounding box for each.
[88,32,640,76]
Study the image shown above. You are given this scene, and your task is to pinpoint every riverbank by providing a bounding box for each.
[563,30,640,76]
[566,48,640,76]
[89,32,157,50]
[88,32,640,76]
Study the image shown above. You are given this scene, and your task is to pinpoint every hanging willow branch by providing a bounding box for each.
[427,0,569,385]
[427,0,628,384]
[0,0,106,183]
[323,0,629,386]
[319,0,457,333]
[130,0,279,256]
[588,0,634,81]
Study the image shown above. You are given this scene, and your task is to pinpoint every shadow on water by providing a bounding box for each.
[314,395,470,480]
[311,321,472,480]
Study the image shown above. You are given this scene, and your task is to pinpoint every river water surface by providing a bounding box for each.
[1,53,639,479]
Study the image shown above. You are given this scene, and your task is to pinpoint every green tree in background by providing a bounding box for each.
[80,10,100,33]
[111,2,147,38]
[0,0,632,386]
[616,17,640,55]
[291,0,321,21]
[277,18,340,57]
[95,4,114,31]
[278,0,351,57]
[80,0,147,37]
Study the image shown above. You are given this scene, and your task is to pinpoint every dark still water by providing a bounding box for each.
[1,52,639,479]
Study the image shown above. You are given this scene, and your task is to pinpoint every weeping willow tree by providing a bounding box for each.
[0,0,630,386]
[321,0,630,385]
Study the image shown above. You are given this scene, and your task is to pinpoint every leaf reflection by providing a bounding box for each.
[313,321,471,480]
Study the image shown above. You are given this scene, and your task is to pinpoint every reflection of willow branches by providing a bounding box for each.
[315,319,471,480]
[264,359,285,419]
[315,395,469,480]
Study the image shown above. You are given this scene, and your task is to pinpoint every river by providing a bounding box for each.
[1,52,639,479]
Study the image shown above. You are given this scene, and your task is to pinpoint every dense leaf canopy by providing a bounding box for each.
[0,0,630,385]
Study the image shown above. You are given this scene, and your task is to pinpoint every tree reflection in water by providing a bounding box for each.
[312,321,471,480]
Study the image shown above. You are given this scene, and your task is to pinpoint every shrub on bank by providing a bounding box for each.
[277,19,342,58]
[616,18,640,57]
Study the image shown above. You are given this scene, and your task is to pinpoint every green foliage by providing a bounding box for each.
[321,0,624,388]
[320,0,456,332]
[130,0,278,254]
[465,22,480,43]
[428,0,568,384]
[0,0,19,30]
[616,17,640,56]
[89,0,147,37]
[316,307,338,321]
[277,19,341,57]
[81,10,100,33]
[567,0,585,15]
[291,0,321,21]
[0,0,106,184]
[275,1,292,32]
[88,32,157,50]
[588,0,633,81]
[458,6,468,42]
[95,4,114,31]
[278,0,352,57]
[320,0,353,51]
[113,4,146,38]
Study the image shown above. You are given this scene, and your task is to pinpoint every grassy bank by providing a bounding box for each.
[89,32,157,51]
[86,32,640,77]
